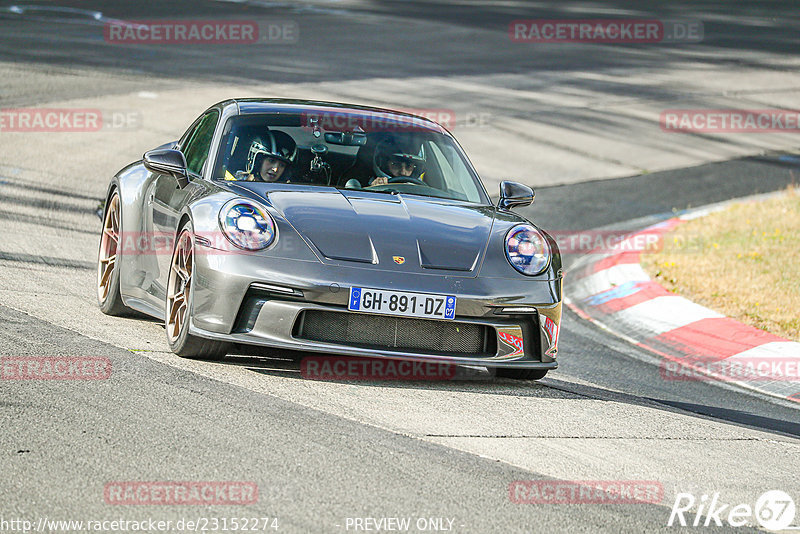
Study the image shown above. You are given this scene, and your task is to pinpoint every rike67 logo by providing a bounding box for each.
[669,490,796,531]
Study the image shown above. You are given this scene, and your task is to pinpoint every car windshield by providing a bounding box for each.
[212,112,490,204]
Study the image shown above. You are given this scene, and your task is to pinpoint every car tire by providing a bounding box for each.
[97,190,133,316]
[495,368,548,380]
[166,221,230,360]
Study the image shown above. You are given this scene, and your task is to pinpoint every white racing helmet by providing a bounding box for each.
[246,130,298,177]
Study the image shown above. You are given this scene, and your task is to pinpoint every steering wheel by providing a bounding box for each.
[388,176,426,186]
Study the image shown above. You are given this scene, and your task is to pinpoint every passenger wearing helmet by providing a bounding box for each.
[368,136,425,186]
[227,130,297,182]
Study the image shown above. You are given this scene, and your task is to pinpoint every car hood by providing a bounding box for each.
[230,185,496,275]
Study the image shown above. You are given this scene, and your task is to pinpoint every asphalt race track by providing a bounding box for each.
[1,1,799,533]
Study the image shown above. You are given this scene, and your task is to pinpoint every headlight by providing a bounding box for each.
[219,200,276,250]
[505,224,550,275]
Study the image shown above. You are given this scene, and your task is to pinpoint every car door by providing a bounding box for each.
[146,110,220,301]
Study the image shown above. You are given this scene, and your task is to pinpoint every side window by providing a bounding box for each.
[181,111,219,176]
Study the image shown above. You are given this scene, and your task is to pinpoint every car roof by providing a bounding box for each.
[215,98,449,135]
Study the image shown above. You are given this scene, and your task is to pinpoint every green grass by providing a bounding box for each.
[640,186,800,342]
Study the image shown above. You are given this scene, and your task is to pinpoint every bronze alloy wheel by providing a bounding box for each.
[165,224,230,359]
[97,193,120,304]
[166,229,193,344]
[97,191,129,316]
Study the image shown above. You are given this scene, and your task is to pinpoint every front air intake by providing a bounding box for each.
[293,310,495,358]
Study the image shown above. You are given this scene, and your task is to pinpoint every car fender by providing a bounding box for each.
[105,161,160,307]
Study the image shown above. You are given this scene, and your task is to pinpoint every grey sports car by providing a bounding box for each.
[97,99,562,379]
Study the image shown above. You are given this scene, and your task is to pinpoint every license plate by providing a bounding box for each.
[348,287,456,320]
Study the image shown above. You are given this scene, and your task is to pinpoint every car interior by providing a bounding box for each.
[212,112,482,202]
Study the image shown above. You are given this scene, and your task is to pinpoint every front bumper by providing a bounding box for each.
[190,248,562,368]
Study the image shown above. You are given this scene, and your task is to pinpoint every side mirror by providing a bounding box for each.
[498,180,534,210]
[144,148,190,189]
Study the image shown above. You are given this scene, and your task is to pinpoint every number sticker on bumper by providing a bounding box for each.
[348,287,456,320]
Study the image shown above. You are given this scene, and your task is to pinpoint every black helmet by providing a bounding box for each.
[373,136,425,179]
[246,130,297,175]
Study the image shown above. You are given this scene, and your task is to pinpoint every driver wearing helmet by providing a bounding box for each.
[227,130,297,182]
[368,136,425,186]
